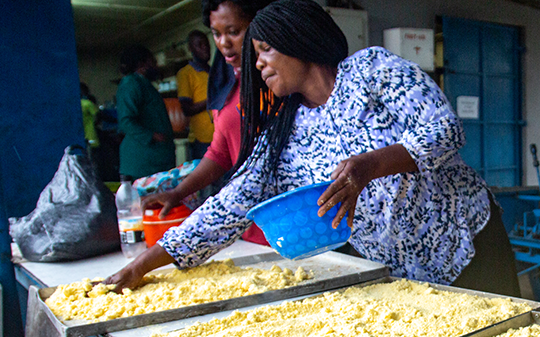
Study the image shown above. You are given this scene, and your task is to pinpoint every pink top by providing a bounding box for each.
[204,82,241,171]
[203,80,269,246]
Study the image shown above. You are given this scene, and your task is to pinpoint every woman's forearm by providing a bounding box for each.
[173,157,227,200]
[131,244,176,275]
[368,144,419,180]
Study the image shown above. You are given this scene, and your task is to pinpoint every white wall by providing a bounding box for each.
[78,52,120,106]
[355,0,540,186]
[147,17,211,57]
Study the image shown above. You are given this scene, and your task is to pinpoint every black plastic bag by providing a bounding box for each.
[9,145,120,262]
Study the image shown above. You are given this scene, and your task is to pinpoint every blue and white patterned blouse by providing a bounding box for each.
[159,47,491,285]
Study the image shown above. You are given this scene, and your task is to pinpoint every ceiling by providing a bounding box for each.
[72,0,540,53]
[71,0,202,52]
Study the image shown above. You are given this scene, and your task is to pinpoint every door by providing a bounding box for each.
[443,17,523,187]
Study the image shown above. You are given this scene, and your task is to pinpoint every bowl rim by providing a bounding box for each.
[246,180,332,220]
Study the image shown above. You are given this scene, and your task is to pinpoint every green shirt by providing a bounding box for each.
[116,73,175,180]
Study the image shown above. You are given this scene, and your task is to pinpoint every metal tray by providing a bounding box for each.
[28,251,388,337]
[368,277,540,337]
[463,311,540,337]
[119,276,540,337]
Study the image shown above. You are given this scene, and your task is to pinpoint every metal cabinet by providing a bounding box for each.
[325,7,369,56]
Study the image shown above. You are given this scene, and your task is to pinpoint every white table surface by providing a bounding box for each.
[13,241,274,288]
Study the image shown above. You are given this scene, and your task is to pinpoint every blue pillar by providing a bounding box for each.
[0,1,84,335]
[0,174,23,337]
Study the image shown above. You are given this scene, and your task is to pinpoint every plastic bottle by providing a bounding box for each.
[115,175,147,258]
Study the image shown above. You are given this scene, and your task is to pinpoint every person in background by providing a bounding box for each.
[80,82,100,150]
[116,45,176,181]
[80,82,103,175]
[94,100,122,182]
[106,0,519,297]
[141,0,273,246]
[176,30,214,160]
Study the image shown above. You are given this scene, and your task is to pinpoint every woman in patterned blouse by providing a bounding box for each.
[106,0,520,297]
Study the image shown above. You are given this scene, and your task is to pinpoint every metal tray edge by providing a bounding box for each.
[36,254,389,336]
[462,311,540,337]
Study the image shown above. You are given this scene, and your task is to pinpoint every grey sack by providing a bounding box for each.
[9,145,120,262]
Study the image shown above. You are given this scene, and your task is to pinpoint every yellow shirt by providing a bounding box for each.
[176,64,214,143]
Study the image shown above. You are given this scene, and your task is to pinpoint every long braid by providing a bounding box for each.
[234,0,348,185]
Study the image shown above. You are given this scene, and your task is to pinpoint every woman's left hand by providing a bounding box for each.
[317,144,418,229]
[317,153,374,229]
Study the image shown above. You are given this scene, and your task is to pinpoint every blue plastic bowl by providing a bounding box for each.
[246,181,351,260]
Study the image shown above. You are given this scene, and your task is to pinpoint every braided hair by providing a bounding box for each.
[202,0,275,27]
[234,0,348,184]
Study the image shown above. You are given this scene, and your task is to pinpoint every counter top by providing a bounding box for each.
[13,241,274,288]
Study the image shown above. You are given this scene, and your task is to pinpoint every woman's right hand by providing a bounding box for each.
[104,245,176,293]
[141,190,183,219]
[104,262,145,293]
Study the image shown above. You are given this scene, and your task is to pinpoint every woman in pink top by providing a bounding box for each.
[142,0,272,246]
[204,78,241,178]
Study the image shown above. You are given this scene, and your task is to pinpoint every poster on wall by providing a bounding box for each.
[456,96,480,119]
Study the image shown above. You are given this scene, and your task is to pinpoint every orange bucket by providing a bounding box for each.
[143,204,192,247]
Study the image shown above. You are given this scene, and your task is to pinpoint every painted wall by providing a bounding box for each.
[148,17,211,56]
[78,52,120,106]
[355,0,540,186]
